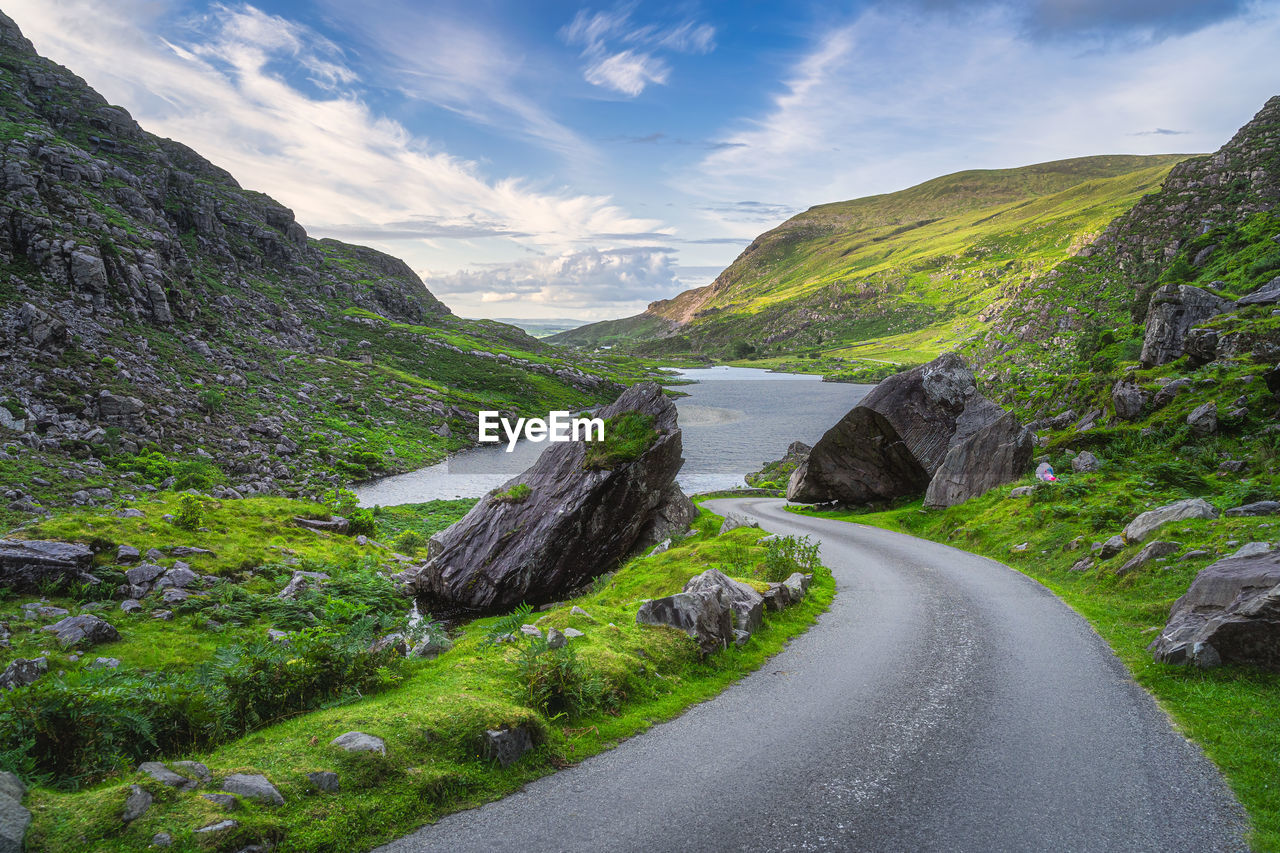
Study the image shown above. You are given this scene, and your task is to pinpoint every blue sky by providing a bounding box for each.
[7,1,1280,320]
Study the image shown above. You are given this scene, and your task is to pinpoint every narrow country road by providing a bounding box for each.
[376,497,1248,853]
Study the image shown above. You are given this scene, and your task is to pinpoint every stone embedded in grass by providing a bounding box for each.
[201,793,239,810]
[161,588,190,604]
[89,657,120,670]
[519,625,542,639]
[1231,542,1274,559]
[563,627,585,639]
[718,514,759,535]
[483,725,534,768]
[647,538,672,556]
[546,628,567,649]
[1123,498,1219,544]
[220,774,284,805]
[1117,541,1181,576]
[172,761,211,784]
[124,562,164,587]
[121,784,151,822]
[569,605,596,622]
[410,634,452,659]
[276,570,330,600]
[1186,402,1218,435]
[113,508,144,519]
[330,731,386,755]
[194,819,240,834]
[637,588,734,655]
[1069,557,1094,572]
[684,568,764,636]
[1009,486,1034,498]
[0,539,95,593]
[1071,451,1101,473]
[267,629,289,643]
[1098,535,1127,559]
[156,565,198,590]
[0,658,47,690]
[0,771,24,804]
[151,610,173,621]
[307,771,340,793]
[0,781,31,853]
[150,832,171,847]
[117,545,140,563]
[139,762,197,791]
[42,614,119,648]
[369,633,408,656]
[1225,500,1280,517]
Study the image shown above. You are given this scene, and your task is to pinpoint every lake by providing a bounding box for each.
[355,367,870,506]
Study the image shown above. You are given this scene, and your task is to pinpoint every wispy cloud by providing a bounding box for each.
[561,5,715,97]
[3,0,666,277]
[1130,127,1190,136]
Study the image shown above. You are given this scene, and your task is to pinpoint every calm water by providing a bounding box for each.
[355,367,870,506]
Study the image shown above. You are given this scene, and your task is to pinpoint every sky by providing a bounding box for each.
[5,1,1280,321]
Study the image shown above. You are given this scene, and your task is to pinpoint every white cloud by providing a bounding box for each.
[3,0,668,315]
[561,5,714,97]
[691,3,1280,207]
[426,247,683,318]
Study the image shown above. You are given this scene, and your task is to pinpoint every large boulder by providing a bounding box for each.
[790,353,1030,507]
[1237,275,1280,306]
[42,614,119,648]
[683,568,764,635]
[636,588,734,655]
[407,382,696,610]
[1139,284,1234,367]
[0,540,96,592]
[1149,550,1280,669]
[1111,380,1146,421]
[1122,498,1219,544]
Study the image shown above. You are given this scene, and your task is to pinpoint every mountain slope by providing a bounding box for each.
[0,12,627,524]
[552,155,1189,358]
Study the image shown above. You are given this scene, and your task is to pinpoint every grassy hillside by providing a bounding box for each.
[552,155,1189,363]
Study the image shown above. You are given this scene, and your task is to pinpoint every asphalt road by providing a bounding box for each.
[376,497,1248,853]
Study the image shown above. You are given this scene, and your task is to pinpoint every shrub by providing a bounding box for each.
[758,535,821,582]
[582,412,658,471]
[174,494,204,530]
[393,529,428,554]
[348,508,377,537]
[511,637,609,719]
[196,389,225,413]
[171,459,224,491]
[492,483,532,504]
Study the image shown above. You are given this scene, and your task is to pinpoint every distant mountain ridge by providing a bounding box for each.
[551,154,1190,358]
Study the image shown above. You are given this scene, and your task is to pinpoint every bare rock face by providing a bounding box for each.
[790,353,1030,508]
[0,540,96,592]
[1139,284,1234,367]
[1149,550,1280,669]
[407,382,695,611]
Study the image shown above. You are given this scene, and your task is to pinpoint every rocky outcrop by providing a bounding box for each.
[1139,284,1234,367]
[1149,549,1280,669]
[1122,498,1219,544]
[1238,276,1280,305]
[0,540,97,592]
[636,588,734,655]
[790,353,1030,508]
[684,568,764,635]
[406,382,696,610]
[42,614,119,648]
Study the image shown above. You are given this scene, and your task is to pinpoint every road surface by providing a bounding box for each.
[377,497,1248,853]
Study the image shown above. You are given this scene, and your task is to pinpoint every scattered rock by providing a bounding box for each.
[201,793,239,810]
[683,568,764,635]
[570,606,596,622]
[0,772,24,806]
[0,540,96,592]
[0,657,46,691]
[307,771,340,793]
[519,625,542,639]
[293,516,350,534]
[1231,542,1274,559]
[194,819,240,835]
[563,627,584,638]
[121,785,151,822]
[276,570,329,600]
[1117,541,1181,576]
[138,762,196,791]
[42,614,119,648]
[151,832,172,847]
[1099,535,1127,560]
[120,599,142,614]
[1009,486,1034,498]
[1071,451,1101,473]
[647,538,671,557]
[483,726,534,768]
[1149,549,1280,669]
[1123,498,1219,544]
[782,572,808,602]
[0,781,31,853]
[1181,549,1214,562]
[545,628,567,649]
[124,563,164,587]
[172,761,211,785]
[1068,557,1094,572]
[1237,275,1280,305]
[116,545,140,564]
[636,588,733,655]
[409,634,452,659]
[369,633,408,656]
[1186,402,1218,435]
[408,383,696,610]
[330,731,386,755]
[1111,381,1146,421]
[1225,501,1280,517]
[89,657,120,670]
[220,774,283,806]
[718,514,759,535]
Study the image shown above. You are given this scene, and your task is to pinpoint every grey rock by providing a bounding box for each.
[42,614,118,648]
[1111,381,1146,421]
[1099,535,1127,560]
[519,625,542,639]
[1149,549,1280,669]
[124,562,164,587]
[783,572,807,603]
[923,407,1033,508]
[369,633,408,656]
[330,731,386,755]
[116,545,141,563]
[113,508,145,519]
[1183,327,1220,365]
[194,819,240,835]
[0,539,96,592]
[1238,275,1280,305]
[0,657,48,691]
[1009,486,1034,497]
[483,726,534,767]
[718,514,759,535]
[16,301,65,350]
[276,570,329,600]
[0,772,24,804]
[1123,498,1219,544]
[172,761,211,784]
[138,762,196,791]
[220,773,284,805]
[684,568,764,635]
[1071,451,1101,473]
[120,599,142,614]
[563,627,585,638]
[1186,402,1218,435]
[151,832,172,847]
[546,628,567,649]
[570,606,596,622]
[0,792,31,853]
[121,784,151,822]
[89,657,120,670]
[409,383,696,610]
[1231,542,1274,559]
[647,538,672,556]
[1151,378,1191,409]
[1226,501,1280,517]
[293,516,350,534]
[761,584,789,611]
[307,771,340,793]
[201,793,239,810]
[1139,283,1234,367]
[1117,541,1181,576]
[636,588,734,655]
[410,634,452,659]
[160,587,190,604]
[1181,549,1214,562]
[155,566,198,590]
[1068,557,1094,572]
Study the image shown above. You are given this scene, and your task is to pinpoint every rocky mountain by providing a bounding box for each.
[0,12,626,525]
[551,154,1187,359]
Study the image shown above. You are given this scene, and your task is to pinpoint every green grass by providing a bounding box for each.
[581,412,658,470]
[9,501,833,852]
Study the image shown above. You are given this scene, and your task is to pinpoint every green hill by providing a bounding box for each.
[551,155,1190,364]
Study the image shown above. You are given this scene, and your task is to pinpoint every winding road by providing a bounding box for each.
[377,497,1248,853]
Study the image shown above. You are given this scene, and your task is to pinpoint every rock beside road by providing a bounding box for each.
[1149,549,1280,669]
[407,382,696,610]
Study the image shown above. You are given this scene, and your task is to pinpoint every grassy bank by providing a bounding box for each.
[3,495,832,851]
[793,481,1280,850]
